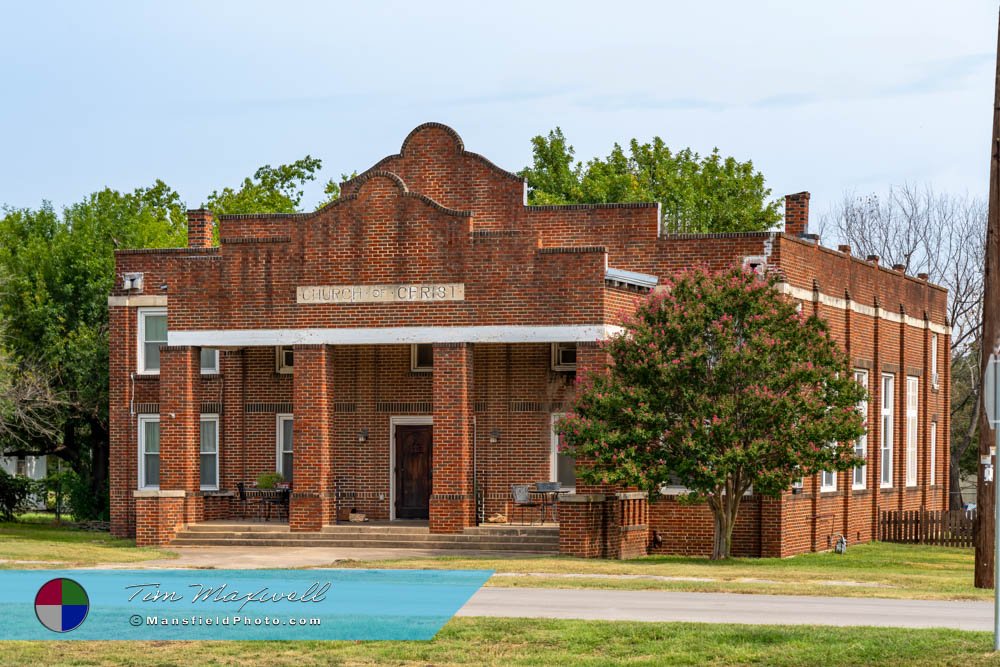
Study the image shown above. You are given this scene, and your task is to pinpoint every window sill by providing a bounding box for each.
[852,487,870,496]
[201,489,232,496]
[820,489,839,496]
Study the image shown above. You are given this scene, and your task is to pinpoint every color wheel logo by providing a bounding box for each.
[35,578,89,633]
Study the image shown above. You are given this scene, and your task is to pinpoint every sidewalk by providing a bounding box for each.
[459,588,992,631]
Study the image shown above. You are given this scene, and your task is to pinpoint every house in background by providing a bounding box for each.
[107,123,949,557]
[1,454,47,510]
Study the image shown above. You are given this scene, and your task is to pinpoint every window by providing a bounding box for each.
[551,342,577,371]
[138,308,216,374]
[200,348,219,374]
[15,457,27,477]
[138,308,167,374]
[880,374,894,488]
[276,414,293,483]
[550,414,576,490]
[906,376,918,487]
[930,421,937,486]
[200,415,219,491]
[931,334,939,389]
[742,255,767,275]
[138,415,160,489]
[853,369,869,490]
[411,344,433,372]
[276,346,294,374]
[821,469,837,492]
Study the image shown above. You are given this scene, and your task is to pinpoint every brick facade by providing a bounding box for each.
[108,123,949,556]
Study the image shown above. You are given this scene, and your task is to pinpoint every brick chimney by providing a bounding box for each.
[784,192,810,237]
[186,209,214,248]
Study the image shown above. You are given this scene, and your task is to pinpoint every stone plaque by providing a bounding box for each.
[297,283,465,304]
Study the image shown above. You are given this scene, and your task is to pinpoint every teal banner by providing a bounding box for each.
[0,569,492,640]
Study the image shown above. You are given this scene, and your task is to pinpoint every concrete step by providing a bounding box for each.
[463,526,559,537]
[320,525,431,535]
[174,530,558,545]
[169,536,557,552]
[185,523,290,533]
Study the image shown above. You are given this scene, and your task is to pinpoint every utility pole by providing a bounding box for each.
[977,9,1000,591]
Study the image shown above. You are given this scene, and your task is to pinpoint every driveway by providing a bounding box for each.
[459,588,992,631]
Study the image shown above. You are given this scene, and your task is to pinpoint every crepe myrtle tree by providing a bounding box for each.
[557,264,867,559]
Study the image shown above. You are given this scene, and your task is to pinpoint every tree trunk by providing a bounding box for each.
[949,460,965,510]
[709,490,743,560]
[87,417,109,512]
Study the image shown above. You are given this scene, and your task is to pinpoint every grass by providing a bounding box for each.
[0,618,997,666]
[0,514,174,568]
[334,542,987,600]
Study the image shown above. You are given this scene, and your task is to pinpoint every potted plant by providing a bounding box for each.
[256,472,283,490]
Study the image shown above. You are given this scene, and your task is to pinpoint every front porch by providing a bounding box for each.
[131,340,603,546]
[169,518,559,554]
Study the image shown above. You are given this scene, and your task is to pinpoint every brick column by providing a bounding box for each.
[572,341,617,495]
[137,345,202,546]
[430,342,475,533]
[289,344,333,531]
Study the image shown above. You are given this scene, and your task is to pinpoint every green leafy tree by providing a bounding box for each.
[205,156,323,216]
[0,183,185,518]
[558,265,867,559]
[520,129,781,233]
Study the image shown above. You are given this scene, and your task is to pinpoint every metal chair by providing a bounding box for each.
[236,482,250,519]
[511,484,542,525]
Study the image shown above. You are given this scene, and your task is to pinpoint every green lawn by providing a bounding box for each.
[0,515,174,568]
[335,542,986,600]
[0,618,997,666]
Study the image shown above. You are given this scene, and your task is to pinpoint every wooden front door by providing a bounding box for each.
[394,424,432,519]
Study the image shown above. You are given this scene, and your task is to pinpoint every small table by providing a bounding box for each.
[246,488,290,521]
[529,486,569,524]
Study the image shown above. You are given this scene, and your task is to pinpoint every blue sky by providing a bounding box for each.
[0,1,996,221]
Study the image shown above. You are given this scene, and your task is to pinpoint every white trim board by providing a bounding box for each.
[775,283,950,335]
[169,325,625,347]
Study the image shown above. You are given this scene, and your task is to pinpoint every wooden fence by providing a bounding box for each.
[879,509,975,547]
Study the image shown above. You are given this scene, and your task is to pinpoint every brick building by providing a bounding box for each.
[108,123,949,556]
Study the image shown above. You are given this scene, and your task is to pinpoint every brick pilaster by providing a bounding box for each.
[572,341,617,495]
[108,304,134,538]
[430,342,475,533]
[158,345,203,540]
[289,344,334,531]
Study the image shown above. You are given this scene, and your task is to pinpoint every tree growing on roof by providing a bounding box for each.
[557,264,867,559]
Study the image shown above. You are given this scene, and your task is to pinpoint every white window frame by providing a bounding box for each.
[906,376,918,487]
[931,334,939,390]
[410,343,433,373]
[275,346,294,374]
[930,421,937,486]
[551,342,577,371]
[880,373,894,488]
[138,414,160,490]
[137,307,167,375]
[550,413,576,491]
[200,414,220,491]
[820,469,837,492]
[853,369,869,490]
[276,414,293,481]
[200,348,219,375]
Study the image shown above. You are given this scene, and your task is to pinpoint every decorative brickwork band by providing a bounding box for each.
[430,343,475,533]
[289,344,334,531]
